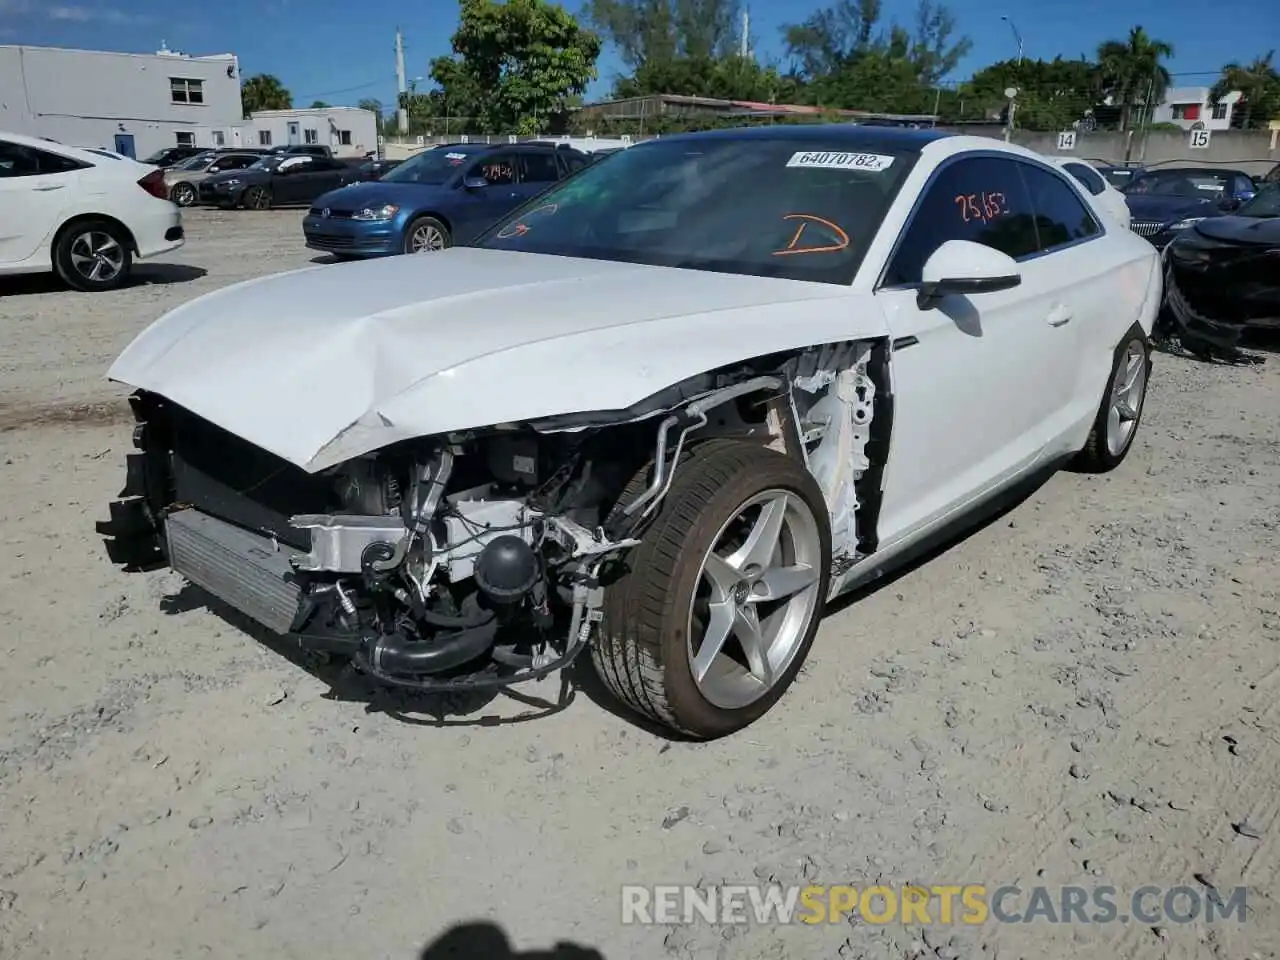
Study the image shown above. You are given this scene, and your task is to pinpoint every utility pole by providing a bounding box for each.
[740,9,750,59]
[395,28,408,136]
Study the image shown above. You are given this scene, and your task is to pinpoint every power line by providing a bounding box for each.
[293,78,391,102]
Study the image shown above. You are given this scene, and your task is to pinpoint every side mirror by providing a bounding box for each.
[917,239,1022,309]
[462,175,488,190]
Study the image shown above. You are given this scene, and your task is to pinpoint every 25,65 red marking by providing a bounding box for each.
[954,192,1009,224]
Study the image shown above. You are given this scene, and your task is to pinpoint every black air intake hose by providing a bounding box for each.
[366,620,498,675]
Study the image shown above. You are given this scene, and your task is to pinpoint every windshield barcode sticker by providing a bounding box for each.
[786,151,895,172]
[445,152,467,161]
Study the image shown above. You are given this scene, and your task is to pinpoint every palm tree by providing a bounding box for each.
[1096,27,1173,131]
[241,74,293,117]
[1210,51,1280,129]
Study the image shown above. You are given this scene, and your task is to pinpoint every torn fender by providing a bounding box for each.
[107,246,890,472]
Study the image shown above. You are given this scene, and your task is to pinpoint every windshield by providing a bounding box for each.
[474,137,915,284]
[381,146,487,185]
[1237,184,1280,218]
[248,156,284,171]
[1124,169,1232,198]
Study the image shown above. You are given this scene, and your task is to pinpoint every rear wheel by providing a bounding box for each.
[593,440,831,739]
[54,220,132,292]
[1073,330,1151,472]
[169,182,196,206]
[403,216,451,254]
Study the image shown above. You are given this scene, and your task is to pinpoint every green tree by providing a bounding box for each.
[357,97,384,117]
[587,0,744,72]
[310,100,331,108]
[961,57,1101,131]
[240,73,292,117]
[1211,50,1280,129]
[1096,26,1173,131]
[783,0,970,88]
[431,0,601,134]
[613,54,801,102]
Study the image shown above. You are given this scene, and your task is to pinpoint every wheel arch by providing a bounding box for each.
[50,213,139,264]
[404,210,453,235]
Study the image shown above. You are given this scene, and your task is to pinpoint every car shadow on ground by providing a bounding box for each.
[418,921,605,959]
[0,263,207,296]
[159,459,1064,738]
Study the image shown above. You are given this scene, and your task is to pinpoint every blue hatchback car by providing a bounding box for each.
[303,142,590,258]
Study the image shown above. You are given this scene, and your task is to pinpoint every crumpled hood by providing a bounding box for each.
[1193,215,1280,246]
[1125,193,1218,225]
[108,248,875,473]
[314,181,440,209]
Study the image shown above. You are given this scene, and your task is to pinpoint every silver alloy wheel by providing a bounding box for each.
[687,489,824,710]
[408,222,447,253]
[68,230,125,285]
[1106,339,1147,456]
[171,183,195,206]
[245,187,270,210]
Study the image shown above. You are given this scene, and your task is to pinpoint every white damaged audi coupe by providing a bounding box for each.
[100,125,1160,738]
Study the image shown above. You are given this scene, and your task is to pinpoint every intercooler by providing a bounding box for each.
[164,508,308,635]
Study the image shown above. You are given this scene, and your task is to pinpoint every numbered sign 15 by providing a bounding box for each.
[1189,128,1212,149]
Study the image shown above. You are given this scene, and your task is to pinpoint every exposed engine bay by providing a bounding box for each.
[101,339,890,693]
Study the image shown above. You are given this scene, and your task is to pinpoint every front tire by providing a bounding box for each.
[403,216,451,254]
[1073,329,1151,472]
[170,182,196,206]
[593,440,832,739]
[242,186,272,210]
[53,220,132,292]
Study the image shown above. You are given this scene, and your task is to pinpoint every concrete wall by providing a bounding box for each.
[0,44,242,158]
[948,125,1280,176]
[247,108,378,158]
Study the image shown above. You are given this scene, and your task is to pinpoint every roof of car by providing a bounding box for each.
[648,123,954,151]
[1,128,145,167]
[1139,166,1249,177]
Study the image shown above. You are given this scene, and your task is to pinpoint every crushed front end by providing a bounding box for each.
[1160,229,1280,361]
[98,390,645,693]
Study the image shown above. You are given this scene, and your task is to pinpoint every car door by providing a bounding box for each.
[513,150,562,205]
[454,151,522,241]
[270,155,316,203]
[871,154,1082,542]
[0,139,81,264]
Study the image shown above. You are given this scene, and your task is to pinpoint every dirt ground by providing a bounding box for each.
[1,209,1278,960]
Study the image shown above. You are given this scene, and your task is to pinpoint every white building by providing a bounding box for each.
[1152,86,1243,130]
[0,43,242,159]
[206,107,377,158]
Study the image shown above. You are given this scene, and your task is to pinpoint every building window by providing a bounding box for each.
[304,128,318,144]
[338,129,352,146]
[170,77,205,104]
[211,130,225,146]
[1171,103,1201,120]
[1212,101,1229,120]
[258,129,272,146]
[175,131,195,146]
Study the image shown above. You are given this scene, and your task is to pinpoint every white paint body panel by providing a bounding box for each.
[0,130,183,277]
[107,133,1162,590]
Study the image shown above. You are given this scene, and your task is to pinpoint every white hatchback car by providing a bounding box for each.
[1046,155,1132,229]
[0,132,184,291]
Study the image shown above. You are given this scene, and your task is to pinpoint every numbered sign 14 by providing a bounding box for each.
[1056,131,1077,152]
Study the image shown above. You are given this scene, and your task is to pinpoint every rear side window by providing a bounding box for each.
[884,155,1039,286]
[1063,162,1106,196]
[519,151,560,183]
[1019,161,1101,250]
[563,152,590,173]
[0,141,84,177]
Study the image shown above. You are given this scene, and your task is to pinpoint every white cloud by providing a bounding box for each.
[47,5,151,23]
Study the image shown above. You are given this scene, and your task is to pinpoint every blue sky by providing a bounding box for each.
[0,0,1271,110]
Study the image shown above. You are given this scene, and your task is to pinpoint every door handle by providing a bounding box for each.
[1047,305,1073,327]
[33,183,65,192]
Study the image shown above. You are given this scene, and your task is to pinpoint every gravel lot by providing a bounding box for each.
[2,209,1279,960]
